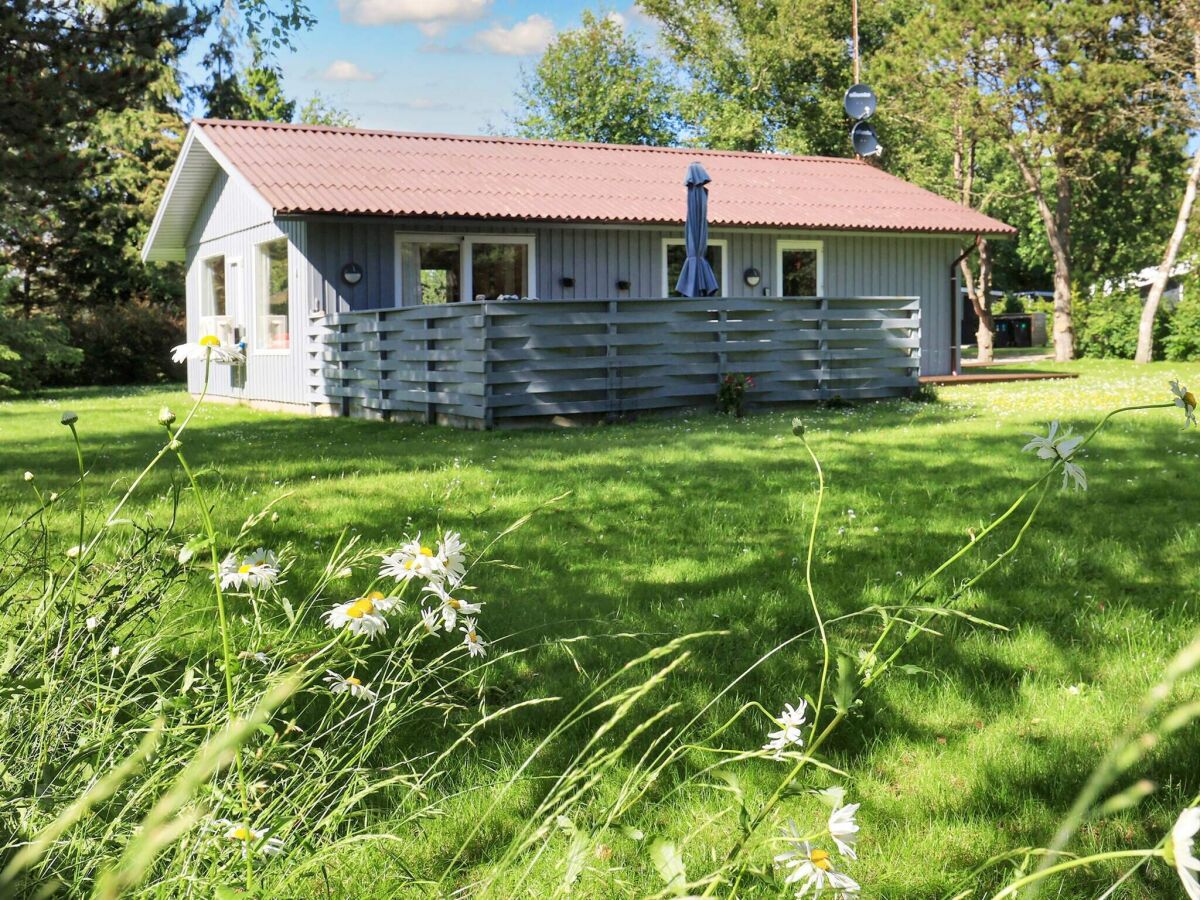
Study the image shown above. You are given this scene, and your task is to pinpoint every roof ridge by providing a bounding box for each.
[191,118,866,166]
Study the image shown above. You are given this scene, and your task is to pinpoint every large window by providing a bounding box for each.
[395,234,534,304]
[662,238,727,297]
[776,240,824,297]
[199,255,234,344]
[255,238,290,350]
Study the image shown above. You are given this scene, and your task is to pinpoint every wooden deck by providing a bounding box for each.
[919,371,1078,386]
[310,296,923,427]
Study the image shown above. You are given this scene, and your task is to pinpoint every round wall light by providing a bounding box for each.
[341,262,364,286]
[743,267,762,288]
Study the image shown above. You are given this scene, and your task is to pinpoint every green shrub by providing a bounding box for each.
[0,308,84,395]
[1075,290,1168,359]
[60,300,184,386]
[1164,289,1200,361]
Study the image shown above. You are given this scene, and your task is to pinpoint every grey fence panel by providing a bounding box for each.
[309,296,920,427]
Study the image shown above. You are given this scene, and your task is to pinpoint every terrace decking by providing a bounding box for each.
[309,296,922,428]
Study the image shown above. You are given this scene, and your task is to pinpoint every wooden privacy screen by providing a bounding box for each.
[308,296,921,427]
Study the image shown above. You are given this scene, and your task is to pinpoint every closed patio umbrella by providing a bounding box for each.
[675,162,719,298]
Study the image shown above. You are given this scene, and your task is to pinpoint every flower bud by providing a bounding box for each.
[791,418,805,437]
[23,471,33,482]
[168,439,182,451]
[158,406,177,427]
[61,411,79,426]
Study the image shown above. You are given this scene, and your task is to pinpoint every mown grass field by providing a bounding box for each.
[3,358,1199,897]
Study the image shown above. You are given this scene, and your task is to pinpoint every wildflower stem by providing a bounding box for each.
[796,434,830,744]
[993,848,1161,899]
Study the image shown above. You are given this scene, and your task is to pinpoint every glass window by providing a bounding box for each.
[665,242,723,297]
[471,242,529,300]
[256,238,289,350]
[202,256,226,317]
[780,247,820,296]
[413,242,461,304]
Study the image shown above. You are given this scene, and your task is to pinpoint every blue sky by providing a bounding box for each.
[186,1,652,135]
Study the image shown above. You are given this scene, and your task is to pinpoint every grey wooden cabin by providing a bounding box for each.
[143,120,1014,427]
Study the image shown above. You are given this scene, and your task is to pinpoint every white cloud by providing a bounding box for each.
[473,13,555,56]
[337,0,490,29]
[605,11,627,30]
[318,60,378,82]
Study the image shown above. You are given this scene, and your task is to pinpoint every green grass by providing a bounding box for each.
[4,359,1200,897]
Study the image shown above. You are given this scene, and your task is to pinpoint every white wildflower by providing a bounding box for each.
[322,591,398,640]
[1170,807,1200,899]
[23,471,33,482]
[828,803,860,860]
[1022,420,1087,491]
[763,700,807,757]
[419,606,440,634]
[461,616,487,658]
[172,335,244,364]
[217,548,280,590]
[86,616,101,632]
[775,821,860,898]
[437,530,468,585]
[380,536,444,584]
[1171,380,1197,428]
[214,819,284,858]
[424,582,482,631]
[323,670,378,702]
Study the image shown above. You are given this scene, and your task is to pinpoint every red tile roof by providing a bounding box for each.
[195,119,1015,236]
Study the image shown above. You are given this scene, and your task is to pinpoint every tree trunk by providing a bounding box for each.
[960,237,995,363]
[1136,29,1200,364]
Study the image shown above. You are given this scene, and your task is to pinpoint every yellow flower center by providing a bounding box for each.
[230,826,253,842]
[345,676,361,686]
[809,848,832,871]
[447,598,461,609]
[420,546,432,556]
[1185,391,1196,409]
[345,597,375,619]
[366,590,385,601]
[238,563,254,574]
[199,335,221,347]
[467,630,477,642]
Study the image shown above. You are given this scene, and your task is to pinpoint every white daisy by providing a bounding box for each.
[217,549,280,591]
[775,823,860,898]
[380,536,445,584]
[214,819,284,858]
[323,670,378,702]
[763,700,807,757]
[461,616,487,658]
[424,582,483,631]
[828,803,860,860]
[1022,421,1087,491]
[172,335,244,365]
[322,591,398,640]
[1171,380,1197,428]
[1170,807,1200,899]
[437,530,468,585]
[419,606,440,634]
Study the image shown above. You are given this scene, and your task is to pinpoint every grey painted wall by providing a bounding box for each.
[297,216,964,375]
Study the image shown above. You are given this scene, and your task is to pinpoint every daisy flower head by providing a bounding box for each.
[419,606,440,635]
[217,549,280,591]
[1022,421,1087,491]
[1169,807,1200,899]
[172,335,244,365]
[437,530,468,585]
[214,819,284,858]
[461,616,487,658]
[380,536,445,584]
[424,581,483,631]
[1171,380,1197,428]
[323,670,378,702]
[828,802,860,860]
[322,592,395,640]
[763,700,807,758]
[774,822,859,898]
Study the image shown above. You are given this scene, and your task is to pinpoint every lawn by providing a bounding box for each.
[3,358,1199,898]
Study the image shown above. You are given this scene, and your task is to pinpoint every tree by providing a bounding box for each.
[513,10,680,146]
[1138,8,1200,363]
[915,1,1176,361]
[298,93,358,127]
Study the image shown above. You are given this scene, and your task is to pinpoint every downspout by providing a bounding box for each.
[949,237,979,376]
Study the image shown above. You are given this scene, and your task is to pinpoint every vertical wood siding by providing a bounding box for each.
[184,174,309,405]
[298,218,963,375]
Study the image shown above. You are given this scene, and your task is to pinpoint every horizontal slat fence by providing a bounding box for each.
[309,296,920,427]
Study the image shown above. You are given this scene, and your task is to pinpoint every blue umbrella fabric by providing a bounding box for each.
[675,162,720,298]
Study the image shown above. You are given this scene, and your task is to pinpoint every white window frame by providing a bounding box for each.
[775,239,825,298]
[252,236,292,355]
[393,232,537,304]
[199,253,234,346]
[661,237,729,297]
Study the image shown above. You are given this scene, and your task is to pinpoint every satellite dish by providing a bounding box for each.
[851,120,881,157]
[843,83,877,120]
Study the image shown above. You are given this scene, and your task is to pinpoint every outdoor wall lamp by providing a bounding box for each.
[560,276,575,288]
[616,279,631,291]
[743,267,762,288]
[341,262,363,286]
